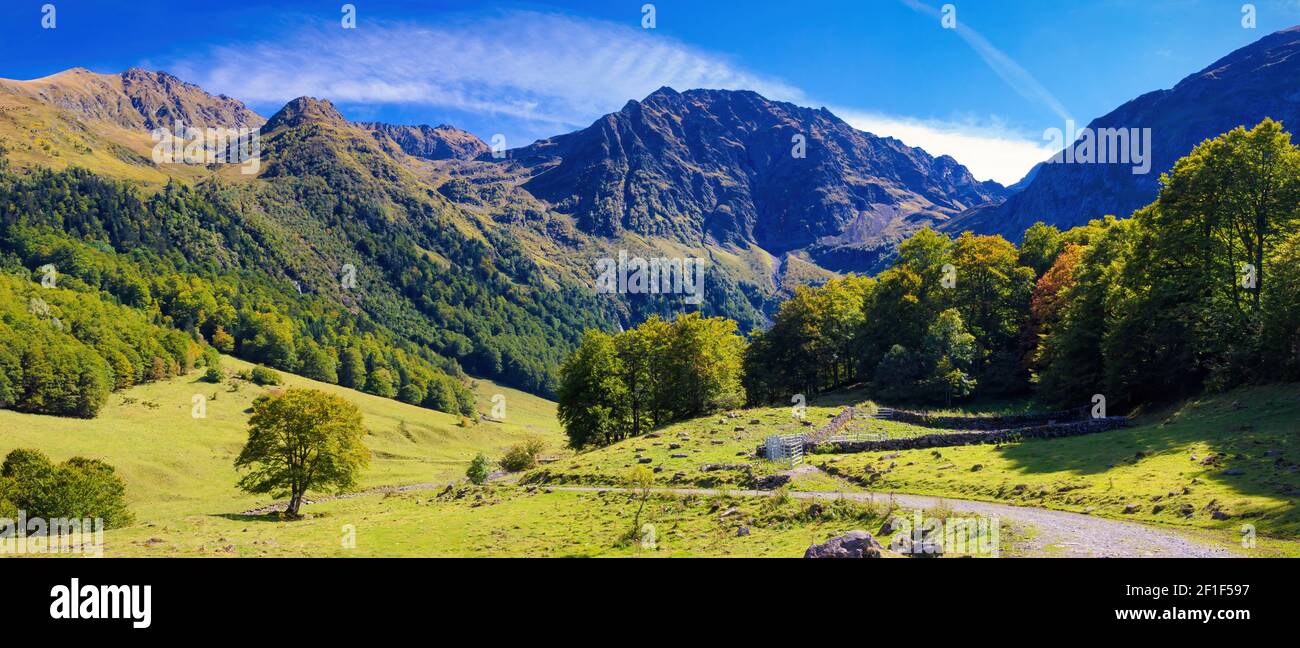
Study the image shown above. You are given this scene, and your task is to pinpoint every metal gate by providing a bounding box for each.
[765,434,805,467]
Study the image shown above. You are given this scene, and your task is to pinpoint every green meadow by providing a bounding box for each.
[3,355,1298,557]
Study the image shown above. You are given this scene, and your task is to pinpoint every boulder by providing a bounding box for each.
[803,531,882,558]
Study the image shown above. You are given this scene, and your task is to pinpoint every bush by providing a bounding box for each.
[203,366,223,383]
[498,437,546,473]
[250,365,282,386]
[466,453,491,485]
[0,449,132,529]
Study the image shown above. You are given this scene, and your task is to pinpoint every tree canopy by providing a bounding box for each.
[234,389,371,517]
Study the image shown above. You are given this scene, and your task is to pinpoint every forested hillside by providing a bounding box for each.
[748,120,1300,411]
[559,119,1300,447]
[0,158,481,416]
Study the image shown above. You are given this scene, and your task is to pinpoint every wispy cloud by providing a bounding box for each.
[899,0,1072,123]
[168,9,1049,184]
[172,11,800,131]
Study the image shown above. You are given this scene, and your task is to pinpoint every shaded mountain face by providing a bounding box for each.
[507,87,1005,272]
[0,65,1010,392]
[363,122,489,161]
[950,26,1300,240]
[0,67,264,132]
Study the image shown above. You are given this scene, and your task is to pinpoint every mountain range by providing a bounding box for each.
[949,25,1300,240]
[1,26,1298,397]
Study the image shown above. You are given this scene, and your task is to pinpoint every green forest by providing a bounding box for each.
[559,120,1300,447]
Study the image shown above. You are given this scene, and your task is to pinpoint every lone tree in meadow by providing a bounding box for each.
[234,389,370,517]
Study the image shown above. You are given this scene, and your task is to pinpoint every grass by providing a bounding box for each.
[812,384,1300,540]
[0,355,564,523]
[102,484,995,558]
[522,386,977,490]
[8,354,1299,557]
[524,398,855,489]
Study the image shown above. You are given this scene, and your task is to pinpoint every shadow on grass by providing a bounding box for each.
[213,512,290,524]
[988,384,1300,530]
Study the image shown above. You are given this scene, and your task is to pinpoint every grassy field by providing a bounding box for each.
[6,356,1298,557]
[813,384,1300,540]
[520,385,985,489]
[102,484,1001,558]
[0,355,564,523]
[523,396,857,489]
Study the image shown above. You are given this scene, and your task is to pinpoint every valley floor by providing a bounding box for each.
[3,363,1299,558]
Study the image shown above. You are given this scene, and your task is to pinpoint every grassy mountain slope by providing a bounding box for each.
[0,355,562,521]
[0,67,262,186]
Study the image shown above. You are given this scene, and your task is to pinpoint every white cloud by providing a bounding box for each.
[172,12,801,131]
[833,109,1056,185]
[168,9,1049,185]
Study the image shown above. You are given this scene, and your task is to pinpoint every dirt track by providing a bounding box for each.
[544,485,1242,558]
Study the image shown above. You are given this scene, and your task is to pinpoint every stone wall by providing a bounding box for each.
[804,417,1130,454]
[808,406,857,442]
[885,406,1090,430]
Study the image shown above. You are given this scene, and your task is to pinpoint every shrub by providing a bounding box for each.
[0,449,132,529]
[250,365,282,386]
[203,366,223,383]
[498,437,546,473]
[466,453,491,485]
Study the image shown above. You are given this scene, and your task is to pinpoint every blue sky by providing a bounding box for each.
[2,0,1298,183]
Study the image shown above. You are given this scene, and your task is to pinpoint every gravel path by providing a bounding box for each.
[544,486,1241,558]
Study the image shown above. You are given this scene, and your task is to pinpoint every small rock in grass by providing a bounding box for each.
[878,516,904,535]
[804,531,882,559]
[737,526,750,537]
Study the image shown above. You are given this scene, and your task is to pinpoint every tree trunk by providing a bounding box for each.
[285,490,302,517]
